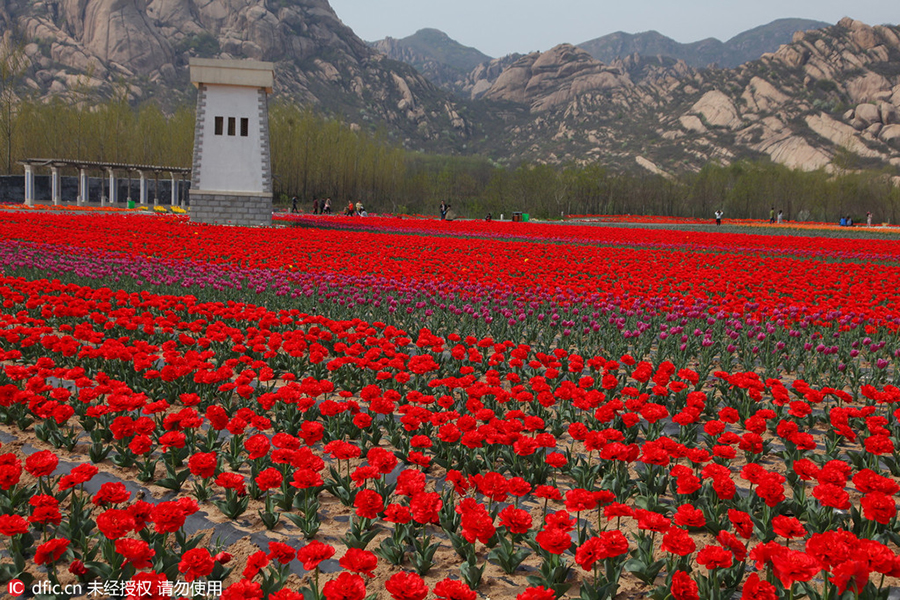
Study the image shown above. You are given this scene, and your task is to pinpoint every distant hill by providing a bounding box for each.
[370,29,492,90]
[371,19,834,98]
[578,18,831,68]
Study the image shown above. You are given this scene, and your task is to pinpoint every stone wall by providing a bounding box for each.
[189,192,272,227]
[191,85,208,190]
[257,87,272,194]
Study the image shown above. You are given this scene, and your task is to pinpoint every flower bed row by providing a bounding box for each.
[0,268,896,598]
[0,214,899,599]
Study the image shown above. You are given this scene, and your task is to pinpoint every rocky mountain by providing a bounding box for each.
[1,0,472,149]
[1,0,899,178]
[373,19,832,98]
[370,28,491,92]
[463,18,900,176]
[578,18,831,69]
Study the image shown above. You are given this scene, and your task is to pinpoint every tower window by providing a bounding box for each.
[214,116,223,135]
[227,117,236,136]
[241,118,249,137]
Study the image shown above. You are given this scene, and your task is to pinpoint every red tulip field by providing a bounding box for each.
[0,211,899,600]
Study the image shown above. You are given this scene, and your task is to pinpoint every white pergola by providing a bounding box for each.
[18,159,192,207]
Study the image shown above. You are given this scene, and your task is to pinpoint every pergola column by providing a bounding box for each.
[139,172,148,205]
[50,167,61,205]
[107,169,117,205]
[23,164,34,207]
[78,168,87,205]
[170,173,177,206]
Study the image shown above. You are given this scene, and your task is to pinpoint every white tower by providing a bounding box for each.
[189,58,275,226]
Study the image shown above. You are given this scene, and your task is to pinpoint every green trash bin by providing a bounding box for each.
[127,200,135,209]
[523,213,530,222]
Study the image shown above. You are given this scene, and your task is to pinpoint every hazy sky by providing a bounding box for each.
[328,0,899,57]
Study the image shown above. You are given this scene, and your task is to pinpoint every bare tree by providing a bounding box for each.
[0,35,27,173]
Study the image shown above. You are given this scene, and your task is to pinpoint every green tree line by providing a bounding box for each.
[383,156,900,224]
[2,92,899,223]
[9,93,196,168]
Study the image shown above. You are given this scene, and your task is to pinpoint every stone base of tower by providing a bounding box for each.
[189,190,272,227]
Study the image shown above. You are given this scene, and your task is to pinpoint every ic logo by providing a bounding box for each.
[7,579,25,596]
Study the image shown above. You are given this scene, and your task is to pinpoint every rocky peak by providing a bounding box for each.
[461,53,522,99]
[483,44,632,111]
[369,28,491,95]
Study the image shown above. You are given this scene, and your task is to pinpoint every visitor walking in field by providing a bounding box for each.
[291,196,298,213]
[769,207,775,223]
[715,210,723,226]
[868,211,873,227]
[777,210,783,224]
